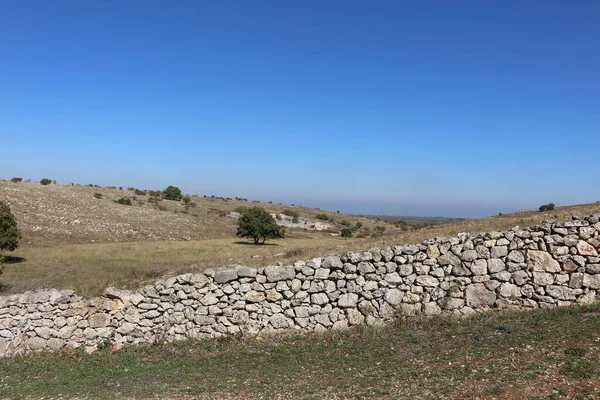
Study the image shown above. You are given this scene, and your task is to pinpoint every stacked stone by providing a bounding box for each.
[1,214,599,357]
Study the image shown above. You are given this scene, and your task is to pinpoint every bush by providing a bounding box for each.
[148,196,161,204]
[234,206,250,214]
[134,189,146,196]
[155,205,167,211]
[354,222,363,230]
[163,186,182,201]
[315,213,329,221]
[10,177,22,183]
[94,193,103,199]
[340,220,350,226]
[539,203,556,212]
[341,228,353,239]
[40,178,52,185]
[115,197,133,206]
[0,200,21,266]
[236,207,284,244]
[182,196,192,205]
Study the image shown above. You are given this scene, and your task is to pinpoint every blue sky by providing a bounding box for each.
[1,0,599,217]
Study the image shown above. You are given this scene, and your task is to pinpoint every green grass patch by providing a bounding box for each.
[0,304,599,399]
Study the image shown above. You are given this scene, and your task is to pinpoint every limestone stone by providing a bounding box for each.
[265,265,295,282]
[337,293,359,308]
[533,272,554,286]
[577,240,598,256]
[243,291,265,303]
[460,250,478,262]
[423,302,442,316]
[269,313,292,329]
[471,259,488,275]
[314,268,330,280]
[265,289,283,302]
[546,286,577,301]
[498,283,520,299]
[88,313,110,328]
[465,284,496,308]
[384,289,404,306]
[311,293,329,305]
[236,266,257,278]
[214,269,238,284]
[507,250,525,263]
[487,258,506,273]
[583,274,600,289]
[438,253,461,266]
[322,256,343,269]
[528,250,561,273]
[416,275,439,287]
[490,246,508,258]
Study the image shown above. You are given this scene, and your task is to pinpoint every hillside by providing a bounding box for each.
[1,179,600,297]
[0,180,403,246]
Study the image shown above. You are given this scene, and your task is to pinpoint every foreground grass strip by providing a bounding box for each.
[1,305,599,400]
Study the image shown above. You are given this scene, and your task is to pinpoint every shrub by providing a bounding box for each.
[94,193,103,199]
[115,197,133,206]
[10,177,22,183]
[354,221,363,230]
[234,206,250,214]
[375,226,386,233]
[315,213,329,221]
[40,178,52,185]
[0,200,21,266]
[341,228,353,239]
[340,220,350,226]
[134,189,146,196]
[148,196,161,204]
[539,203,556,212]
[236,207,284,244]
[155,205,167,211]
[182,196,192,205]
[163,186,182,201]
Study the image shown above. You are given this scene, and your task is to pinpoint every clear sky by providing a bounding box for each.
[1,0,599,217]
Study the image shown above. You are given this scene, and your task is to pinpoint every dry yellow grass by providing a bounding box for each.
[0,180,397,246]
[2,198,599,297]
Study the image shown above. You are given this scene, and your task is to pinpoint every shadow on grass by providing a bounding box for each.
[0,283,14,293]
[232,241,279,246]
[2,255,26,264]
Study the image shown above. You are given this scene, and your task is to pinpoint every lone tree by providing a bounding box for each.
[341,227,353,239]
[163,185,182,201]
[40,178,52,185]
[236,207,284,244]
[0,200,21,267]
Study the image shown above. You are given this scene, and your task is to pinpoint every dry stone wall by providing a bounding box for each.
[2,215,600,357]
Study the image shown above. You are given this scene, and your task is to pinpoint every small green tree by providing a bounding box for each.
[341,228,353,239]
[236,207,284,244]
[40,178,52,185]
[539,203,556,212]
[163,186,182,201]
[0,200,21,267]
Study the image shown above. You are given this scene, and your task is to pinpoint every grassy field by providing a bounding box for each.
[2,198,600,297]
[0,304,598,399]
